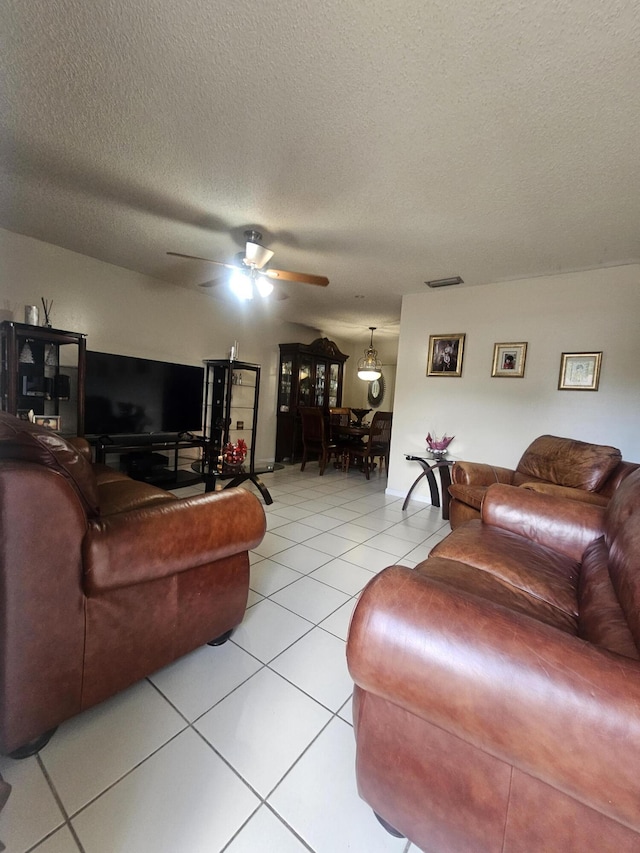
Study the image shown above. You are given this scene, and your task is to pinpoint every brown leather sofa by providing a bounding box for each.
[347,468,640,852]
[0,413,266,757]
[448,433,637,529]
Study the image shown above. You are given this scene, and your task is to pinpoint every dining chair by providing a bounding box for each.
[299,407,338,475]
[329,407,352,463]
[343,411,393,479]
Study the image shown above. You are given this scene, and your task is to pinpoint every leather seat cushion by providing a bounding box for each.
[430,519,580,619]
[416,556,578,634]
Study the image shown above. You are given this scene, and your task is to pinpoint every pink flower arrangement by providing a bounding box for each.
[426,432,454,452]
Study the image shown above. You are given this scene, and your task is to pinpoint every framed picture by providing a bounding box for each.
[34,415,61,430]
[492,342,528,378]
[558,352,602,391]
[427,334,465,377]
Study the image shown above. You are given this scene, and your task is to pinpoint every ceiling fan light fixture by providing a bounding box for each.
[357,327,382,381]
[244,242,275,269]
[255,275,274,298]
[230,269,253,300]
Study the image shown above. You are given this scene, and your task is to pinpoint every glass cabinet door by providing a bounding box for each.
[315,361,326,407]
[298,357,312,406]
[278,357,293,412]
[328,362,340,408]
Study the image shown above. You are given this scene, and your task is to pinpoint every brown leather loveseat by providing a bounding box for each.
[347,467,640,851]
[0,413,266,757]
[448,433,637,529]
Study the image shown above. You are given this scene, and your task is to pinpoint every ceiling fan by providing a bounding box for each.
[168,230,329,300]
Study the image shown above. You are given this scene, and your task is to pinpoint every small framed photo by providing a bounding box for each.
[492,342,528,378]
[558,352,602,391]
[427,334,465,377]
[34,415,61,430]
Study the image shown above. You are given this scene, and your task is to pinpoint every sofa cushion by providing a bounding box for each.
[416,556,578,634]
[516,435,622,492]
[430,519,580,619]
[0,412,99,516]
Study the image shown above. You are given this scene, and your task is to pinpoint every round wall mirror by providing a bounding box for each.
[368,373,385,407]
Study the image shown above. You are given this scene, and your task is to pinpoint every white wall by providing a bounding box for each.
[387,264,640,503]
[0,228,332,462]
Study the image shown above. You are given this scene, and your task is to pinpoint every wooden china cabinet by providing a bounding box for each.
[275,338,348,463]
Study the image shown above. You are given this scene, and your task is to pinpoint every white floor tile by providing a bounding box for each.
[149,642,263,721]
[250,558,304,596]
[271,627,353,711]
[247,589,264,607]
[72,729,259,853]
[310,558,376,595]
[232,598,313,662]
[270,576,350,624]
[265,512,291,530]
[330,521,376,543]
[296,499,337,513]
[306,531,357,557]
[342,543,400,573]
[318,599,358,641]
[383,522,433,544]
[295,513,343,532]
[269,718,407,853]
[270,543,332,574]
[252,531,296,558]
[40,680,186,815]
[195,668,331,796]
[321,506,363,522]
[270,520,323,543]
[225,805,309,852]
[269,505,315,521]
[0,753,65,852]
[350,514,395,532]
[29,825,81,853]
[365,532,414,558]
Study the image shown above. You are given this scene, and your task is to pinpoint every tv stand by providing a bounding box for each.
[94,433,205,488]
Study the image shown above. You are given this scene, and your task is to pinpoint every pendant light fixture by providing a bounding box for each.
[357,327,382,381]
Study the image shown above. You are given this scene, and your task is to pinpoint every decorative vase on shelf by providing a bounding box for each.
[426,432,454,460]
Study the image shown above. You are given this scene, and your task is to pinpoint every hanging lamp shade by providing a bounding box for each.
[357,327,382,381]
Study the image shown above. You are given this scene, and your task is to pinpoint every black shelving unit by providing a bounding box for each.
[0,321,86,436]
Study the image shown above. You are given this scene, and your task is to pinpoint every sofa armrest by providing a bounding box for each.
[451,461,515,487]
[83,488,265,593]
[347,565,640,831]
[481,482,605,561]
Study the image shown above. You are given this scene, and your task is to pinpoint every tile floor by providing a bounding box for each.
[1,462,450,853]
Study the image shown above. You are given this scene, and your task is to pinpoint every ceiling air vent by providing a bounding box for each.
[425,276,463,288]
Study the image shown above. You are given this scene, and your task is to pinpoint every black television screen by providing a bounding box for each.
[85,351,204,436]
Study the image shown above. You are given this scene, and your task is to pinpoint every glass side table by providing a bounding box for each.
[402,453,453,519]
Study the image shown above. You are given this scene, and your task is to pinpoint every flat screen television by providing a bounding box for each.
[85,351,204,436]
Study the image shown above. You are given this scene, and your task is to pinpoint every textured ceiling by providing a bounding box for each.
[1,0,639,343]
